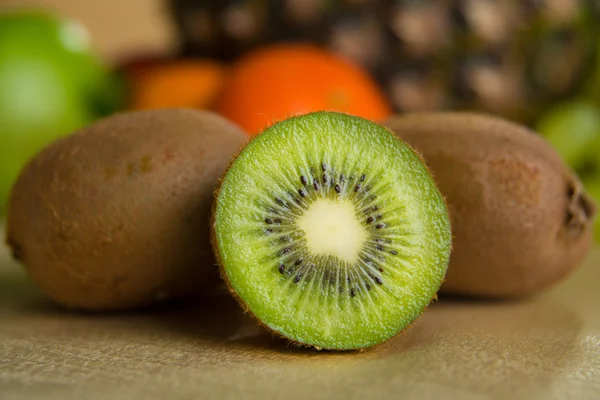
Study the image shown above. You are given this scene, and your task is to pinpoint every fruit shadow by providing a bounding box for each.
[1,265,585,365]
[154,289,541,354]
[0,267,60,313]
[0,267,320,355]
[151,290,339,356]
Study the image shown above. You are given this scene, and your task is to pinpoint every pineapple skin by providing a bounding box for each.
[169,0,600,124]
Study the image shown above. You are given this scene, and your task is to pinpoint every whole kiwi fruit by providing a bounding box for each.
[384,112,596,298]
[5,109,247,310]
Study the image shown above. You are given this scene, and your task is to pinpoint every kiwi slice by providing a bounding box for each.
[212,112,451,350]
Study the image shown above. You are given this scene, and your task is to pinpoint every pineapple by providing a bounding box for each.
[169,0,599,124]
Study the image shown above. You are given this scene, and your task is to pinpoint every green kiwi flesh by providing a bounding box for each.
[212,112,451,350]
[384,112,597,298]
[6,109,247,310]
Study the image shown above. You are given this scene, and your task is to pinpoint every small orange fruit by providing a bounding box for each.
[127,60,227,110]
[215,44,392,135]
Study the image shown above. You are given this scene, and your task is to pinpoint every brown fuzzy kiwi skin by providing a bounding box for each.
[384,112,597,298]
[5,109,247,311]
[210,117,449,351]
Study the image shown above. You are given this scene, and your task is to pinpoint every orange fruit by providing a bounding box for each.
[215,44,392,135]
[128,60,227,110]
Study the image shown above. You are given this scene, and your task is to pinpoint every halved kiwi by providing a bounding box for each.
[211,112,451,350]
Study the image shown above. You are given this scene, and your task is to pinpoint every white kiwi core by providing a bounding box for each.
[296,198,367,264]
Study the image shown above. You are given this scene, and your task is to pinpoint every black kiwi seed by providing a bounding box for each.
[279,235,290,243]
[354,184,361,192]
[335,185,341,194]
[366,283,372,291]
[326,269,335,284]
[313,181,320,191]
[376,223,385,229]
[265,218,273,224]
[301,176,307,185]
[360,174,366,182]
[375,276,383,285]
[378,267,384,273]
[322,162,327,171]
[276,197,285,206]
[295,258,303,266]
[340,174,345,182]
[279,264,285,274]
[323,174,328,183]
[376,245,383,251]
[294,274,302,284]
[274,219,282,224]
[298,188,307,197]
[390,250,398,255]
[266,228,273,234]
[350,288,356,297]
[367,216,375,224]
[282,247,291,255]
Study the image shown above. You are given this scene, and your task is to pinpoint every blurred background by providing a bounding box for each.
[1,0,600,238]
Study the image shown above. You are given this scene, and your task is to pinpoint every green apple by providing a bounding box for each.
[0,11,123,214]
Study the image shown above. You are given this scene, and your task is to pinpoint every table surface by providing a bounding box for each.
[1,239,600,400]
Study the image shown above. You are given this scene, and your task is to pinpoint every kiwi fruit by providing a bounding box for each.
[211,111,451,350]
[384,112,596,298]
[5,109,247,311]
